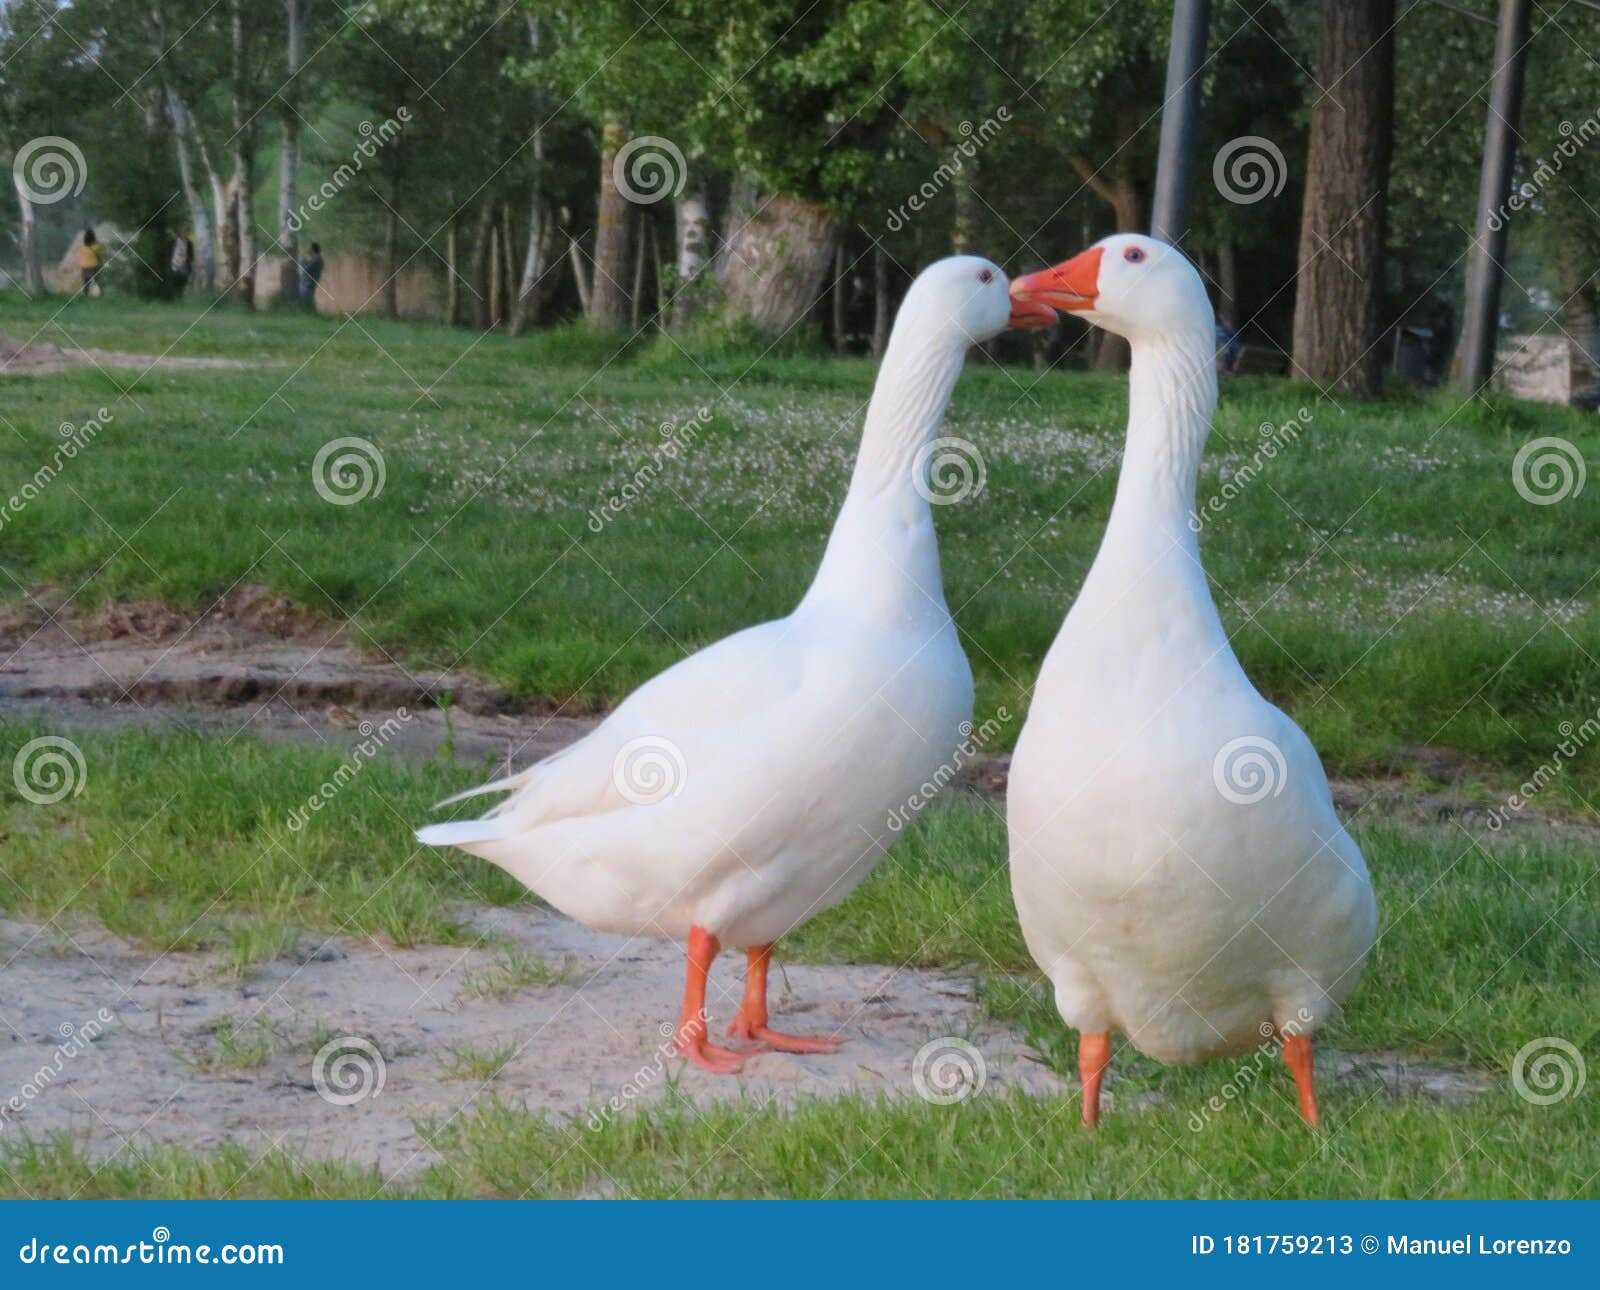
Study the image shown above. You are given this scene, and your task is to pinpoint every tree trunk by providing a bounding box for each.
[471,199,495,329]
[166,90,214,291]
[831,243,848,354]
[1557,233,1600,405]
[671,187,711,330]
[588,114,631,328]
[951,158,978,255]
[1291,0,1395,398]
[1070,156,1145,371]
[277,0,304,304]
[499,202,515,325]
[1216,237,1239,330]
[630,211,648,329]
[229,0,256,307]
[872,246,890,358]
[13,177,42,294]
[382,200,400,319]
[217,171,241,294]
[445,198,462,326]
[717,193,839,337]
[509,13,547,337]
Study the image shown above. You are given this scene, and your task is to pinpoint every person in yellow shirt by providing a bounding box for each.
[79,228,102,295]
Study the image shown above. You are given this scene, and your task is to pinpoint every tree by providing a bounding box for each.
[1290,0,1395,398]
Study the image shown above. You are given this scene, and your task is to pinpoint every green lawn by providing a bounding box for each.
[1,296,1596,1199]
[1,294,1597,800]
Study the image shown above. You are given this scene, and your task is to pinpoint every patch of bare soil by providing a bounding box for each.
[0,586,596,771]
[0,908,1494,1182]
[2,588,1580,832]
[0,908,1066,1180]
[0,332,261,376]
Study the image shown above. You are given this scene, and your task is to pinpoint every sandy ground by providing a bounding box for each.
[0,589,1513,1179]
[0,905,1495,1184]
[1,332,262,376]
[0,907,1071,1181]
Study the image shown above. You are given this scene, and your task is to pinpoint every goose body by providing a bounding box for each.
[419,256,1052,1068]
[1007,236,1376,1120]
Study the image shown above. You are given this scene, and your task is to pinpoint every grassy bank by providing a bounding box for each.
[1,296,1597,796]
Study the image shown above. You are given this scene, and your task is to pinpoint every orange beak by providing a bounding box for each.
[1010,246,1103,313]
[1007,296,1058,330]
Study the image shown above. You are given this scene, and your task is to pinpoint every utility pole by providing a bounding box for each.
[1455,0,1533,391]
[1150,0,1212,245]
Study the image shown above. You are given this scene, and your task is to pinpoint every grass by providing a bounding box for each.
[6,1091,1595,1199]
[1,297,1596,1199]
[1,721,1595,1198]
[1,295,1598,798]
[435,1043,517,1083]
[459,948,578,999]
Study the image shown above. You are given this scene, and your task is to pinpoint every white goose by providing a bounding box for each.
[1006,235,1376,1126]
[419,257,1054,1072]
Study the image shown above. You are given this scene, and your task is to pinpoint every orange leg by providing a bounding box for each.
[673,926,757,1074]
[1079,1032,1111,1129]
[1282,1033,1320,1126]
[726,944,844,1054]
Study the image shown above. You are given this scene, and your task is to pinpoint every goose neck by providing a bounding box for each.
[1103,326,1218,553]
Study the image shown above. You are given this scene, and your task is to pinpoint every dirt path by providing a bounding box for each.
[0,587,1566,831]
[0,590,1511,1179]
[0,907,1069,1180]
[1,332,265,376]
[0,906,1494,1183]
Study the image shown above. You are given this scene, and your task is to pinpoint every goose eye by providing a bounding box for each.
[978,268,994,283]
[1124,248,1146,263]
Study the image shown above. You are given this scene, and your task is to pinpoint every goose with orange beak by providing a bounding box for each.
[1004,235,1376,1128]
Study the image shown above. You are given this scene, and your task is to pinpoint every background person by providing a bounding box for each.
[79,228,103,296]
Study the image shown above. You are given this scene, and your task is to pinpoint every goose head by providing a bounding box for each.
[1009,234,1213,341]
[898,255,1057,350]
